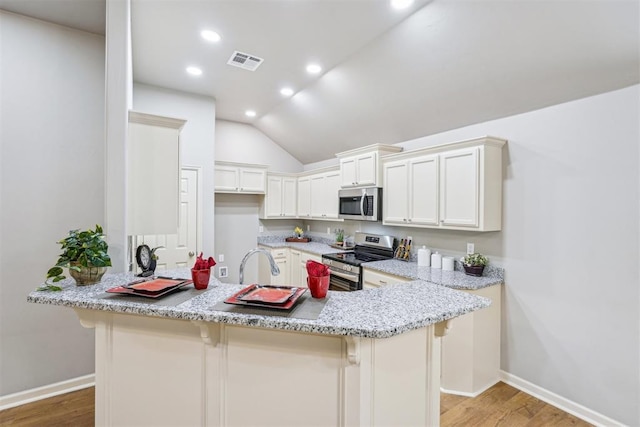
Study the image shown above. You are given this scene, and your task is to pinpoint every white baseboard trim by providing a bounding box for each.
[0,374,95,411]
[499,370,623,427]
[440,379,499,398]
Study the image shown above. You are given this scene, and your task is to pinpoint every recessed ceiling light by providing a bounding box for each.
[390,0,414,9]
[306,64,322,74]
[245,110,256,117]
[280,87,294,97]
[186,66,202,76]
[201,30,221,42]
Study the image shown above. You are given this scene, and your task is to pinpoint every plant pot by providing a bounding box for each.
[191,268,211,290]
[69,262,107,285]
[463,265,485,277]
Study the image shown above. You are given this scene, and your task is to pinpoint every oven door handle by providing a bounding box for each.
[330,269,359,281]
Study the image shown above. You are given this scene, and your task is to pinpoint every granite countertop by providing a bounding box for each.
[257,235,347,256]
[27,269,490,339]
[363,259,504,290]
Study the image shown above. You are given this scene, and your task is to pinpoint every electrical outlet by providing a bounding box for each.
[327,227,331,234]
[306,225,310,232]
[259,226,264,233]
[219,254,224,262]
[219,266,228,278]
[467,243,475,254]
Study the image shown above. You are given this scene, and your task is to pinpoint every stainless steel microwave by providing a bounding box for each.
[338,187,382,221]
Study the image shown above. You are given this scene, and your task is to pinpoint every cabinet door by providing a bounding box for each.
[409,155,439,226]
[323,171,341,219]
[297,177,311,218]
[383,160,409,225]
[272,257,289,286]
[282,177,297,217]
[239,168,266,193]
[299,252,320,288]
[265,176,283,217]
[355,153,377,186]
[340,158,357,188]
[310,174,326,218]
[214,166,239,192]
[289,250,301,286]
[440,148,479,227]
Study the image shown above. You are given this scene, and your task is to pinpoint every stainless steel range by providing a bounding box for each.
[322,232,396,291]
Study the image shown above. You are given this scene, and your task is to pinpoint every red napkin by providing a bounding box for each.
[306,260,329,277]
[193,252,216,270]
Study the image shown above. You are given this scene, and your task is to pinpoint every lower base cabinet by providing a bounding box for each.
[258,246,321,288]
[362,267,502,396]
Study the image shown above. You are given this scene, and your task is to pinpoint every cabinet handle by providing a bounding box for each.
[403,218,407,222]
[188,251,195,257]
[408,219,412,222]
[379,280,387,285]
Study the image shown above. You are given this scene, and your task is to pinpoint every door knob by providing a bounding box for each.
[188,251,195,257]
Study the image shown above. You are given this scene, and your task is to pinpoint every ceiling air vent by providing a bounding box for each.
[227,51,264,71]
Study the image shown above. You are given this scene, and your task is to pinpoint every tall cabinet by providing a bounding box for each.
[127,111,186,236]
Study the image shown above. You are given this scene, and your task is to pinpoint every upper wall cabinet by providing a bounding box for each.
[295,168,342,221]
[127,111,186,236]
[382,136,506,232]
[215,161,267,194]
[261,173,297,219]
[337,144,402,189]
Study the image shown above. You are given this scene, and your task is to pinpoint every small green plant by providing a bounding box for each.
[461,253,488,267]
[39,225,112,291]
[334,228,344,243]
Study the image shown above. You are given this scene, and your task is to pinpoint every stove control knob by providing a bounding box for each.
[345,265,351,272]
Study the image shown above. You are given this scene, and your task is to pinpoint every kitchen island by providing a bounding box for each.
[28,270,490,426]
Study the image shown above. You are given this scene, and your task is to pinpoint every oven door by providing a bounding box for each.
[328,269,360,292]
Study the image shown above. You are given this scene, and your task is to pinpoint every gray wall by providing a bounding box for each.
[0,12,105,395]
[306,85,640,425]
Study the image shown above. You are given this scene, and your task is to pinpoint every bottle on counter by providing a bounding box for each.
[418,246,431,266]
[431,252,442,269]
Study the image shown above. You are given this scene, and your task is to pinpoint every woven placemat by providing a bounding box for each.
[210,293,328,320]
[97,285,207,306]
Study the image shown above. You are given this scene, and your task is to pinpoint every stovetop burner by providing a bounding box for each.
[323,251,388,266]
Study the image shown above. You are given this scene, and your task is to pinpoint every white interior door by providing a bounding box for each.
[134,168,199,272]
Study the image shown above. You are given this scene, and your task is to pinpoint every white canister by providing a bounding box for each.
[418,246,431,266]
[442,256,455,271]
[431,252,442,269]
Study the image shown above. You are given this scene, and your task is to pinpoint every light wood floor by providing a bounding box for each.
[1,382,592,426]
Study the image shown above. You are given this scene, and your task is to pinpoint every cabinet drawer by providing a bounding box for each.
[362,269,409,287]
[271,249,288,259]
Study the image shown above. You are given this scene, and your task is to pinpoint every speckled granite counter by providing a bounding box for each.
[363,259,504,290]
[27,269,490,339]
[257,235,347,256]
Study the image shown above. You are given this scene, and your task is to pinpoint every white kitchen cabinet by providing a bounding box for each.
[127,111,186,236]
[337,144,402,189]
[309,168,341,220]
[362,268,409,289]
[441,285,502,396]
[383,154,439,227]
[297,176,311,219]
[382,136,506,231]
[299,250,321,288]
[215,161,267,194]
[257,246,290,286]
[261,173,297,218]
[289,249,302,286]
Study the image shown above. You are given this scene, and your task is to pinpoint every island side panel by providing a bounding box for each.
[76,310,444,427]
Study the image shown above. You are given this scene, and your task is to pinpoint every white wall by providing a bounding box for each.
[215,120,303,173]
[0,12,105,395]
[132,83,216,256]
[306,85,640,425]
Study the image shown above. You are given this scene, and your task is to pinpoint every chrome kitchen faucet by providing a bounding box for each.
[239,248,280,285]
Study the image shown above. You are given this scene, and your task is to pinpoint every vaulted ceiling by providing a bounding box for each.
[2,0,639,164]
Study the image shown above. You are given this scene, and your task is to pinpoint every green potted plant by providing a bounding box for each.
[334,228,344,245]
[461,253,488,277]
[42,224,112,289]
